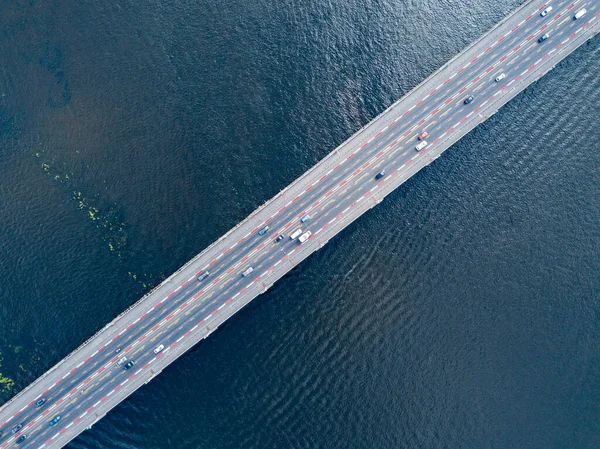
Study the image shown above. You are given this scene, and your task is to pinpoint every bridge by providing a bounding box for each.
[1,0,598,446]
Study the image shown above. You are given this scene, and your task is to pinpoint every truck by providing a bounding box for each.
[298,231,312,244]
[290,228,303,240]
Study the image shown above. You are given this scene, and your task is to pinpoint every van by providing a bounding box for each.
[415,141,427,152]
[197,271,210,281]
[290,229,303,240]
[300,214,311,223]
[574,9,586,19]
[242,267,254,277]
[298,231,312,244]
[258,226,269,236]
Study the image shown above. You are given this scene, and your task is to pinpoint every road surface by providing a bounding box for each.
[1,0,598,447]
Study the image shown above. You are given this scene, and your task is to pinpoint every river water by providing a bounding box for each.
[1,0,599,447]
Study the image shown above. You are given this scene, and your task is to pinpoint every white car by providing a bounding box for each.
[495,73,506,82]
[298,231,312,244]
[153,344,164,354]
[540,6,552,17]
[574,9,586,19]
[415,141,427,152]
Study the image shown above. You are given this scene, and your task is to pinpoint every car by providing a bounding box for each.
[11,424,23,434]
[298,231,312,244]
[116,356,128,366]
[275,234,284,242]
[49,415,61,426]
[540,6,552,16]
[495,73,506,82]
[464,95,474,104]
[242,267,254,277]
[35,398,46,408]
[16,435,26,445]
[418,131,428,140]
[115,348,121,354]
[124,360,136,370]
[375,171,385,180]
[153,344,164,354]
[415,141,428,152]
[197,271,210,281]
[574,9,586,19]
[300,214,311,223]
[538,33,549,42]
[258,226,269,236]
[290,229,303,240]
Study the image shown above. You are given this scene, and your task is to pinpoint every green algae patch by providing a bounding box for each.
[0,374,14,392]
[34,151,162,292]
[0,354,15,394]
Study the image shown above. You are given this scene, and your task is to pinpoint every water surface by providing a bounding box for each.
[1,0,599,448]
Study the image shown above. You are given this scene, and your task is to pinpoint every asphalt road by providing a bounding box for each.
[1,0,599,447]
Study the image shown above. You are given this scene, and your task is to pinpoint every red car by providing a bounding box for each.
[418,131,428,140]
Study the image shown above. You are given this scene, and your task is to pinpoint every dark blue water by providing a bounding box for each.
[1,0,600,447]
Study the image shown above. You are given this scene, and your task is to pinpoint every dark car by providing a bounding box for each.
[49,415,61,426]
[35,398,46,408]
[375,171,386,180]
[464,95,474,104]
[275,234,284,242]
[16,435,27,444]
[538,33,549,42]
[124,360,136,370]
[258,226,269,236]
[11,424,23,434]
[197,271,210,281]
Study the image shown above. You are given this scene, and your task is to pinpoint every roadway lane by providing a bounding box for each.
[1,0,598,447]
